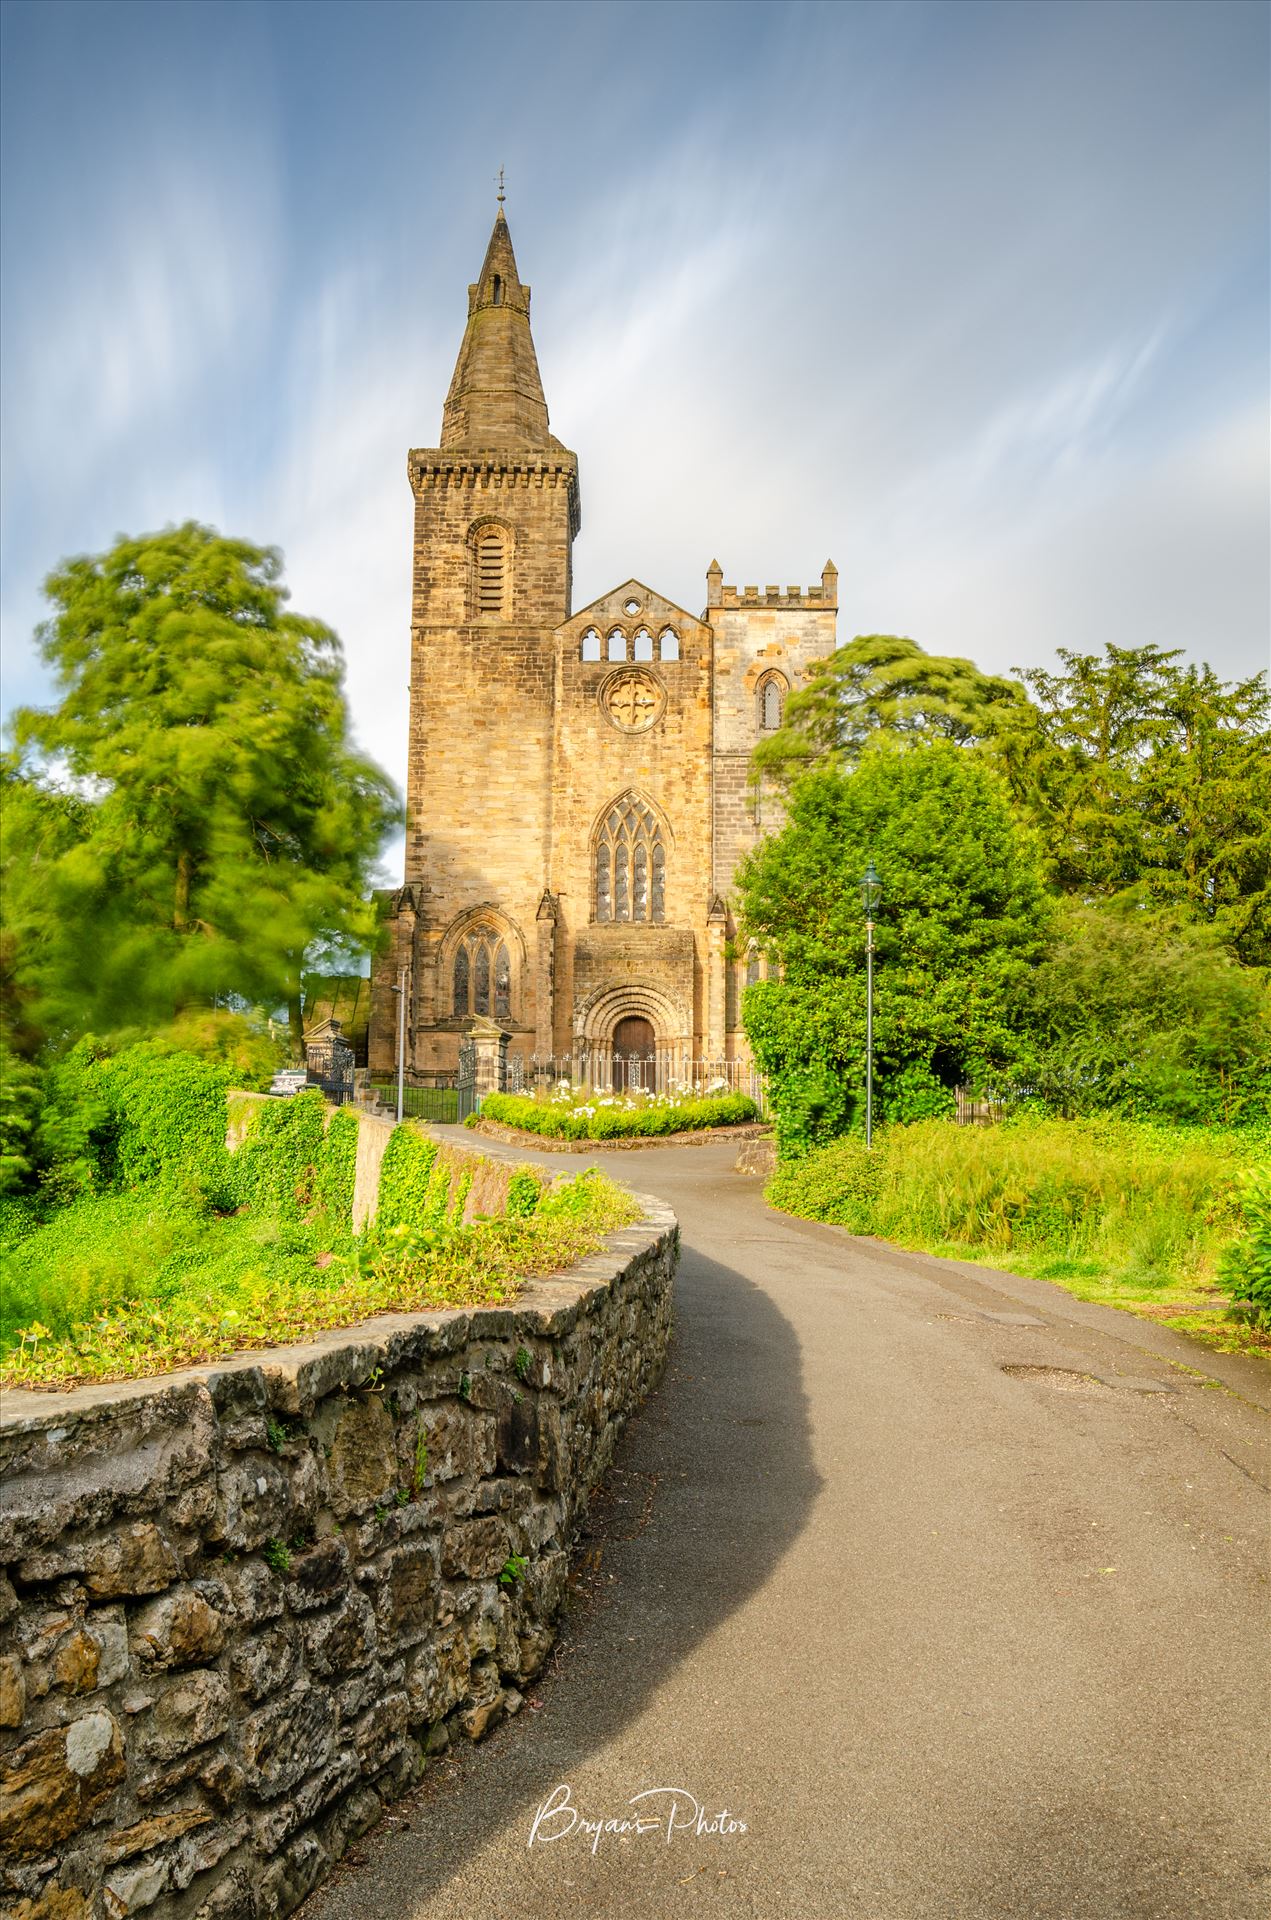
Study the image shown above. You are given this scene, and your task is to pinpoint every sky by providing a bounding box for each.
[2,0,1268,876]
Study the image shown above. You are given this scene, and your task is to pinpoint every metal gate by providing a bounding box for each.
[456,1038,478,1122]
[305,1034,355,1105]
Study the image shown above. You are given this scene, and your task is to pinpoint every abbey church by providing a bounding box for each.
[367,206,839,1083]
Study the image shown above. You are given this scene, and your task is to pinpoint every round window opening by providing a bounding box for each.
[623,598,640,615]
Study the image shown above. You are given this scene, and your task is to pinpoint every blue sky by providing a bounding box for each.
[2,0,1267,830]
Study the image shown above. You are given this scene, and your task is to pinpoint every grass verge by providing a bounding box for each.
[1,1168,638,1392]
[765,1117,1269,1360]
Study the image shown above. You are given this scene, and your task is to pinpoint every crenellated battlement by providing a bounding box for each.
[705,558,838,613]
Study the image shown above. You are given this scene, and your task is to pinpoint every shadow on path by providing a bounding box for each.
[308,1216,822,1916]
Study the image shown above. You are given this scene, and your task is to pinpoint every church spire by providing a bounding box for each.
[440,208,554,450]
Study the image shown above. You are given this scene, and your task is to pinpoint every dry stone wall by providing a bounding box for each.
[0,1191,677,1920]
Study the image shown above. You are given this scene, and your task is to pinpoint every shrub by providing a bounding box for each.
[767,1135,881,1230]
[479,1089,758,1140]
[766,1116,1252,1293]
[1216,1168,1271,1327]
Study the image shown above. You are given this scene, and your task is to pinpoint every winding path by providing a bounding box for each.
[307,1134,1270,1920]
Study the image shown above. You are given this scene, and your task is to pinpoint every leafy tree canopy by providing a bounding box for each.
[1008,645,1271,965]
[1014,903,1271,1126]
[5,523,401,1052]
[737,741,1052,1152]
[752,633,1031,785]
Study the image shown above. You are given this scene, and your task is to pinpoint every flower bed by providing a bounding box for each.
[476,1086,759,1141]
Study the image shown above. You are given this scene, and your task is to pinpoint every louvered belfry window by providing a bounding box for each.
[595,799,665,924]
[475,527,507,617]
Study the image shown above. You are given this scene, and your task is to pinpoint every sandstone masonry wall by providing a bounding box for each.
[0,1191,677,1920]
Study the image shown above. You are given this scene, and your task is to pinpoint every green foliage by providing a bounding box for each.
[498,1553,529,1588]
[1006,646,1271,966]
[230,1089,326,1220]
[1216,1168,1271,1327]
[314,1108,359,1228]
[505,1170,543,1218]
[1014,904,1271,1125]
[514,1345,533,1380]
[375,1126,441,1234]
[768,1117,1254,1296]
[767,1134,882,1230]
[5,522,400,1050]
[263,1540,292,1574]
[739,741,1051,1153]
[752,633,1029,786]
[480,1089,758,1140]
[412,1425,429,1494]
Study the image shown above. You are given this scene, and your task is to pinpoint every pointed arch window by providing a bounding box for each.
[607,628,627,662]
[451,929,516,1021]
[474,525,509,618]
[633,627,653,661]
[758,673,787,731]
[659,627,679,662]
[581,627,601,661]
[594,798,666,924]
[492,274,503,306]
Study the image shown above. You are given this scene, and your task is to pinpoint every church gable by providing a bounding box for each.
[559,580,709,667]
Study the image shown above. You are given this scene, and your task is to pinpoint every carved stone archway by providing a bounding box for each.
[573,981,689,1089]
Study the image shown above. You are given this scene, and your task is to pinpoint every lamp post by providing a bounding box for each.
[390,965,407,1123]
[861,861,881,1148]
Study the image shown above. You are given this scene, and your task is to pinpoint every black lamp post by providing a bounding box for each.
[861,860,881,1147]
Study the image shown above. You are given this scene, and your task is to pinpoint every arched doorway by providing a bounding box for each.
[613,1014,655,1092]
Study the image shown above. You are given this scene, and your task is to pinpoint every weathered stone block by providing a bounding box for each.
[84,1523,180,1599]
[0,1651,27,1726]
[354,1689,408,1774]
[104,1853,170,1913]
[102,1805,214,1865]
[424,1402,496,1483]
[325,1396,396,1517]
[6,1886,92,1920]
[282,1537,348,1613]
[257,1830,330,1920]
[226,1622,297,1702]
[222,1558,284,1625]
[239,1685,335,1798]
[0,1711,125,1860]
[441,1516,508,1581]
[131,1585,228,1671]
[369,1539,439,1652]
[214,1458,293,1553]
[136,1670,231,1762]
[303,1593,375,1678]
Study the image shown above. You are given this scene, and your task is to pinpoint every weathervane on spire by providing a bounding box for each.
[496,166,505,208]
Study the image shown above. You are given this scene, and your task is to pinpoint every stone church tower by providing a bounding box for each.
[368,207,838,1084]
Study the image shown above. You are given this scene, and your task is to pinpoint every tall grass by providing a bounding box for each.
[767,1117,1260,1295]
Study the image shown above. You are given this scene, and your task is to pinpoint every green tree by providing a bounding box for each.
[6,523,400,1050]
[1013,903,1271,1125]
[738,741,1052,1154]
[1010,646,1271,964]
[752,633,1031,786]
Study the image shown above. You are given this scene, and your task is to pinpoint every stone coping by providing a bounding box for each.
[0,1196,677,1442]
[467,1118,773,1154]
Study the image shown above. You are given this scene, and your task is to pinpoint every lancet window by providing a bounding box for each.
[580,627,601,661]
[659,628,679,661]
[758,674,786,731]
[594,798,666,925]
[452,932,513,1020]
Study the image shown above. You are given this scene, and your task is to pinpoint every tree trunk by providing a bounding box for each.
[174,850,193,932]
[288,989,305,1061]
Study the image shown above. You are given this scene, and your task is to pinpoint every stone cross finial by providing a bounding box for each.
[496,166,505,207]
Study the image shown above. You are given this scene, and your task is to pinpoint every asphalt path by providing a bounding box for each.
[306,1134,1271,1920]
